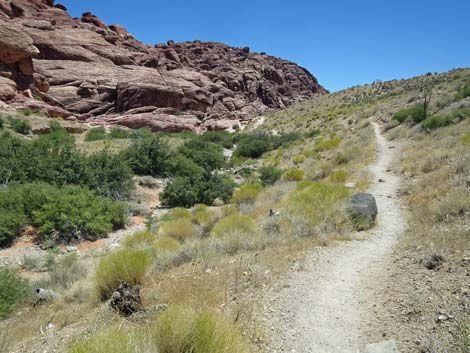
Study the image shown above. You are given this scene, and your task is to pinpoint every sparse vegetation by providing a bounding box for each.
[231,183,263,204]
[211,214,256,237]
[259,165,283,186]
[94,248,151,300]
[284,169,304,181]
[0,267,31,319]
[9,117,31,135]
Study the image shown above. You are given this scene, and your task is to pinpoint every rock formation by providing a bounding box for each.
[0,0,328,132]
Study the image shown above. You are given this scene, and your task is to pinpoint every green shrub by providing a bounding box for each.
[315,137,341,151]
[235,134,272,158]
[160,208,192,222]
[179,138,225,171]
[161,174,234,208]
[211,214,256,237]
[158,219,195,242]
[393,104,426,124]
[94,248,151,300]
[293,154,305,165]
[10,118,31,135]
[109,128,132,139]
[68,306,251,353]
[284,169,304,181]
[0,189,26,247]
[259,165,282,186]
[0,267,31,319]
[200,130,234,149]
[123,134,171,176]
[422,108,470,130]
[85,127,107,142]
[154,306,251,353]
[192,204,218,232]
[29,184,127,244]
[122,231,155,249]
[231,183,263,204]
[305,129,321,138]
[455,83,470,100]
[286,182,350,234]
[154,236,181,253]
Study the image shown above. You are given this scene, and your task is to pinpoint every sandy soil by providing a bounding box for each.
[265,122,406,353]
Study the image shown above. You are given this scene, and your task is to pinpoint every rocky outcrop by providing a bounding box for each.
[0,0,327,131]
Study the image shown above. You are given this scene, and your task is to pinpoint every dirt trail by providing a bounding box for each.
[266,122,406,353]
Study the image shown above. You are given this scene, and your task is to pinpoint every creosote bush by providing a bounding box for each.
[94,248,151,301]
[393,104,426,124]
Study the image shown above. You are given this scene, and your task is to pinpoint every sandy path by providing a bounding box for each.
[266,122,405,353]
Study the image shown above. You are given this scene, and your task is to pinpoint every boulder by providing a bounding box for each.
[0,76,17,101]
[347,193,378,230]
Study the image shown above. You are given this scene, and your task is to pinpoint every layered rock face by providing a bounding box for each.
[0,0,328,132]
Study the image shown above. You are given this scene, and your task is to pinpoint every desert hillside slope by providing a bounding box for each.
[0,66,469,353]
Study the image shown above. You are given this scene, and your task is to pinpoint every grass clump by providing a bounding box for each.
[160,208,192,222]
[286,182,350,236]
[329,170,348,183]
[68,306,251,353]
[94,248,151,301]
[192,204,218,232]
[231,183,263,204]
[49,253,86,289]
[284,169,304,181]
[154,236,181,252]
[315,137,341,151]
[158,218,195,242]
[122,231,155,249]
[211,214,256,237]
[0,267,31,319]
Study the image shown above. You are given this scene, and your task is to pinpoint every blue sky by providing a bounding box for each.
[61,0,469,92]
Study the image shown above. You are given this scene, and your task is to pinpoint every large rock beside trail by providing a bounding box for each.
[347,193,378,230]
[0,0,327,131]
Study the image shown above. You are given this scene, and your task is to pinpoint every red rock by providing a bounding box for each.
[0,76,17,101]
[0,20,39,64]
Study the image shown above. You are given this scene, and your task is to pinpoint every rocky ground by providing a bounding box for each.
[0,0,327,133]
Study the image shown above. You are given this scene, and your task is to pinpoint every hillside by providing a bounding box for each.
[0,0,326,133]
[0,64,469,353]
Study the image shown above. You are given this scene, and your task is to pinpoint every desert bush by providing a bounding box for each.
[455,83,470,100]
[235,134,272,158]
[284,169,304,181]
[123,134,171,176]
[303,149,321,159]
[329,170,348,183]
[0,189,26,247]
[158,218,195,242]
[154,306,251,353]
[32,185,127,243]
[161,174,234,208]
[211,214,256,237]
[393,104,426,123]
[49,253,86,289]
[160,208,192,222]
[94,248,151,301]
[0,267,32,319]
[422,108,469,130]
[192,204,218,232]
[122,231,155,249]
[315,137,341,151]
[179,138,225,171]
[259,165,282,186]
[200,130,234,149]
[109,128,132,139]
[85,127,107,142]
[68,306,251,353]
[285,182,350,236]
[168,154,205,177]
[231,183,263,204]
[154,236,181,253]
[10,118,31,135]
[292,154,305,164]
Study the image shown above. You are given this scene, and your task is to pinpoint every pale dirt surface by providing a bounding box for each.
[264,122,406,353]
